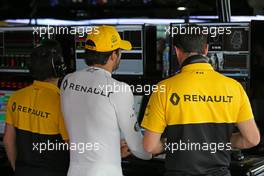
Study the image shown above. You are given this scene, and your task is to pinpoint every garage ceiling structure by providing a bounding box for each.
[0,0,262,20]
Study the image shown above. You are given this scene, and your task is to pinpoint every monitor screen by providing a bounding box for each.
[111,26,144,75]
[4,31,34,54]
[134,95,144,120]
[170,23,249,53]
[223,27,249,52]
[208,34,224,51]
[223,54,248,69]
[133,94,150,126]
[133,95,148,134]
[0,90,13,134]
[76,57,87,71]
[170,23,249,74]
[120,31,142,50]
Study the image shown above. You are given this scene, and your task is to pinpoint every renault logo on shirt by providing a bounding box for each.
[64,82,113,98]
[183,94,233,103]
[12,102,16,112]
[170,93,180,105]
[170,93,233,105]
[62,79,68,90]
[13,104,51,118]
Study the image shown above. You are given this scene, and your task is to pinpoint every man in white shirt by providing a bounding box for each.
[60,25,151,176]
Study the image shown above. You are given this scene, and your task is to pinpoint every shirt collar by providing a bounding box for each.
[181,63,214,72]
[33,80,60,93]
[88,66,112,77]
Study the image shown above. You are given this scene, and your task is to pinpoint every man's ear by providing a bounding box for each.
[203,44,209,56]
[175,46,183,59]
[175,46,186,66]
[109,51,116,62]
[174,46,178,56]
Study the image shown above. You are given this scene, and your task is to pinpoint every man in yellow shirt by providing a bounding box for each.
[3,39,69,176]
[141,25,260,176]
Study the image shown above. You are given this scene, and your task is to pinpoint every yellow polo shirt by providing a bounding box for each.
[141,63,254,174]
[142,63,253,133]
[6,81,68,140]
[5,80,69,172]
[6,80,68,140]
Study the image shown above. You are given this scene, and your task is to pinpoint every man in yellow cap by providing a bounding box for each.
[60,25,151,176]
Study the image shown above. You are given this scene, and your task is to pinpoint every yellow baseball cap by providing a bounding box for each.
[85,25,132,52]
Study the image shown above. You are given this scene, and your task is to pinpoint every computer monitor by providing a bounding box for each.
[206,24,249,52]
[223,27,249,52]
[170,23,250,75]
[134,95,144,120]
[133,94,151,126]
[0,90,13,135]
[113,25,144,75]
[0,27,75,74]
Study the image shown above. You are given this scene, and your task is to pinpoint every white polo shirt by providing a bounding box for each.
[60,66,151,176]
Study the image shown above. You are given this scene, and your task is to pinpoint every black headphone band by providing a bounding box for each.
[180,55,209,69]
[35,44,67,78]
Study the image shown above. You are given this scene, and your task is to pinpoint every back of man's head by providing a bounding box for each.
[30,39,63,81]
[173,24,208,54]
[84,39,114,66]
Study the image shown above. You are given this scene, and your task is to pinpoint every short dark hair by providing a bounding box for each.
[30,39,62,81]
[173,25,208,54]
[84,39,121,66]
[84,49,113,66]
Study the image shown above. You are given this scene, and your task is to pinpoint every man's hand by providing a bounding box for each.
[121,140,131,158]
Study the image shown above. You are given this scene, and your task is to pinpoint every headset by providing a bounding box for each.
[49,48,67,77]
[35,41,67,78]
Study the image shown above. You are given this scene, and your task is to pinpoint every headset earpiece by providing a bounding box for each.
[34,43,67,78]
[50,48,67,77]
